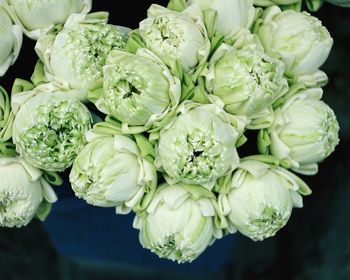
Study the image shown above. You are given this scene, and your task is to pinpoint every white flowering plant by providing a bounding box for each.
[0,0,343,264]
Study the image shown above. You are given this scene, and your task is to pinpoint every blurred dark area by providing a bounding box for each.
[1,1,350,280]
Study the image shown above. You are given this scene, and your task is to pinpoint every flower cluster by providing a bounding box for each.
[0,0,342,264]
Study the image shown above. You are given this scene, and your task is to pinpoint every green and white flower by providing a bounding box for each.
[99,48,181,133]
[257,6,333,85]
[138,4,210,73]
[0,3,22,77]
[258,89,340,175]
[216,158,311,241]
[0,157,57,228]
[188,0,256,37]
[205,43,288,129]
[5,0,91,39]
[0,85,14,142]
[133,182,223,263]
[70,133,157,214]
[155,102,246,190]
[11,83,92,172]
[35,12,127,101]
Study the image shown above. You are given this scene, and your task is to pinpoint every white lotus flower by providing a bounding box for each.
[188,0,256,37]
[5,0,91,39]
[0,157,57,228]
[133,182,223,263]
[257,6,333,79]
[155,103,246,190]
[0,3,22,77]
[11,83,92,172]
[258,89,340,175]
[35,12,127,101]
[205,43,288,129]
[217,159,311,241]
[70,133,157,214]
[139,4,210,73]
[99,48,181,133]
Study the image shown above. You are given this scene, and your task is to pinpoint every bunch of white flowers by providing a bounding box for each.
[0,0,342,264]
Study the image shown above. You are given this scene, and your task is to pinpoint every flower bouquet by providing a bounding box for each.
[0,0,343,264]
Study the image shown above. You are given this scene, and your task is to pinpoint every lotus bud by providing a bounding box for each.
[155,102,247,190]
[258,89,339,175]
[257,6,333,79]
[0,157,57,228]
[217,158,311,241]
[70,134,157,214]
[35,12,127,101]
[6,0,91,39]
[11,83,92,172]
[139,4,210,73]
[0,3,22,76]
[134,182,223,263]
[205,43,288,129]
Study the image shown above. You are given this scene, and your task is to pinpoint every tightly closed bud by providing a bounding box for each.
[258,89,339,175]
[257,6,333,76]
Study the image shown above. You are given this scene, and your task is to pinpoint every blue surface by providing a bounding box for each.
[42,183,236,274]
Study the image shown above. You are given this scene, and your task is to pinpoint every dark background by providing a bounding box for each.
[1,1,350,279]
